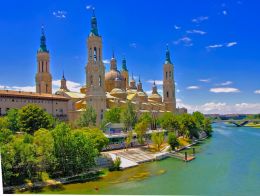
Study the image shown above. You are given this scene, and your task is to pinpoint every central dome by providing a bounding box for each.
[105,69,122,81]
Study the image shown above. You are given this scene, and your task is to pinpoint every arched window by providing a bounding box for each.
[169,71,171,78]
[99,48,101,61]
[166,91,169,98]
[90,75,93,85]
[99,75,101,86]
[42,62,44,72]
[166,72,168,79]
[89,48,92,59]
[94,47,97,62]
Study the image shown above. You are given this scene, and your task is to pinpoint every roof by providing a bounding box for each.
[127,93,137,100]
[64,91,85,99]
[0,90,69,101]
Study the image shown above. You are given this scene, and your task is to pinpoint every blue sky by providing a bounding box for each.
[0,0,260,114]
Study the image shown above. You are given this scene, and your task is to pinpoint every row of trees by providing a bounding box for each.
[0,104,108,187]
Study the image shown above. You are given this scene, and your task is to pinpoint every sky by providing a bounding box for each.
[0,0,260,114]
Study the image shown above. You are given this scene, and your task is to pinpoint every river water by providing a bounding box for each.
[33,123,260,195]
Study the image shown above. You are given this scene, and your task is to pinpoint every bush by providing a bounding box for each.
[109,157,121,171]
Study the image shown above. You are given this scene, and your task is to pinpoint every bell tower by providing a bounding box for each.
[85,9,106,125]
[163,45,176,113]
[121,57,129,90]
[35,26,52,94]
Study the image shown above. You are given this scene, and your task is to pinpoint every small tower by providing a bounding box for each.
[35,26,52,94]
[60,71,69,92]
[85,9,106,125]
[163,45,176,112]
[129,73,137,89]
[137,76,143,92]
[121,57,129,90]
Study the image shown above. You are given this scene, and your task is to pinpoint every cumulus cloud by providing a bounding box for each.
[52,80,82,92]
[53,10,67,19]
[177,99,260,114]
[0,85,35,92]
[186,29,206,35]
[146,80,163,85]
[210,87,240,93]
[187,86,200,90]
[254,90,260,94]
[192,16,209,23]
[174,36,193,47]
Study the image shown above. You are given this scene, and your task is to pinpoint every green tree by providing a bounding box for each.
[125,130,133,150]
[79,128,109,152]
[0,117,9,130]
[103,107,122,124]
[18,104,53,134]
[168,132,179,150]
[202,118,213,136]
[77,106,97,128]
[151,132,165,151]
[180,114,199,139]
[6,108,20,132]
[138,112,152,124]
[192,111,205,131]
[134,120,148,144]
[121,101,137,131]
[33,128,56,177]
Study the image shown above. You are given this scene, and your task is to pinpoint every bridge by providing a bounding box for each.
[212,119,260,127]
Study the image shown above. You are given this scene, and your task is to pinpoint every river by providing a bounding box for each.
[28,123,260,195]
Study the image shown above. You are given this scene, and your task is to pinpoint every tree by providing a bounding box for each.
[103,107,122,124]
[159,113,181,135]
[18,104,53,134]
[168,132,179,151]
[78,128,109,152]
[121,101,137,131]
[138,112,152,124]
[6,108,20,132]
[192,111,205,131]
[77,106,97,128]
[125,130,133,150]
[134,120,148,144]
[151,132,164,152]
[33,128,56,177]
[180,114,199,139]
[202,118,213,136]
[0,117,9,130]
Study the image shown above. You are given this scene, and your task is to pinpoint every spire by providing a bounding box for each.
[62,71,66,80]
[122,56,128,71]
[90,8,99,36]
[60,71,69,92]
[137,76,143,92]
[38,25,48,53]
[165,44,172,64]
[152,80,158,94]
[110,51,117,70]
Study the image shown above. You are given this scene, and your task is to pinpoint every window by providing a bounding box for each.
[89,48,92,59]
[42,62,44,72]
[166,91,169,98]
[90,75,93,85]
[166,72,168,79]
[94,47,97,62]
[99,75,101,86]
[99,48,101,61]
[169,71,171,78]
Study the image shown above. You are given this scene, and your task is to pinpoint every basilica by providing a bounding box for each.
[0,10,187,124]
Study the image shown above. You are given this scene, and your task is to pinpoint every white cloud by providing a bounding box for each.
[254,90,260,94]
[206,44,224,49]
[174,25,181,30]
[53,80,82,92]
[174,36,193,47]
[192,16,209,23]
[177,100,260,114]
[0,85,36,92]
[103,59,110,64]
[186,29,206,35]
[187,86,200,90]
[219,81,233,86]
[226,42,237,47]
[53,10,67,19]
[86,5,93,10]
[199,79,211,83]
[210,87,240,93]
[222,10,228,15]
[129,43,137,48]
[146,80,163,85]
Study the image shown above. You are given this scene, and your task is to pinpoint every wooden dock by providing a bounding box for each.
[168,152,195,162]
